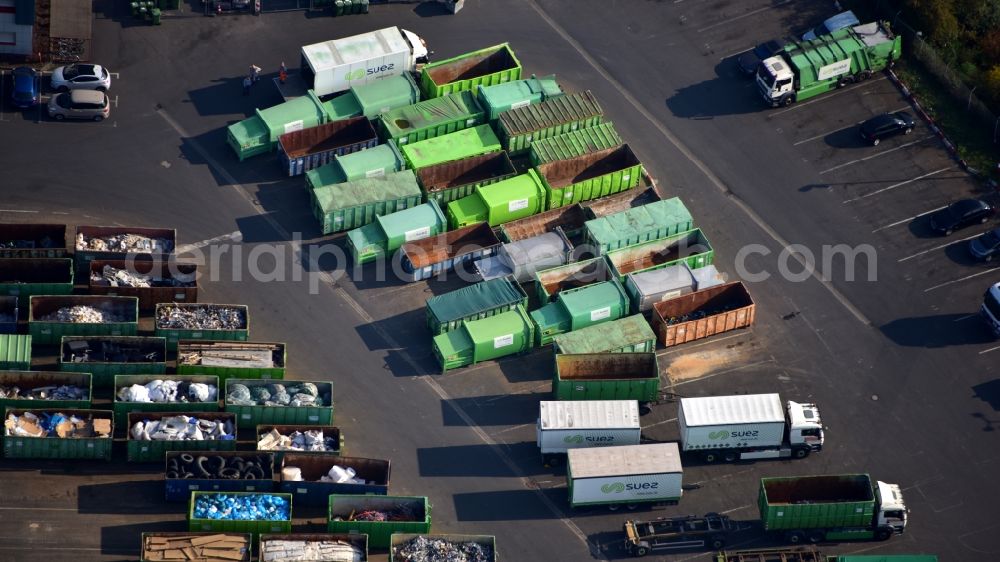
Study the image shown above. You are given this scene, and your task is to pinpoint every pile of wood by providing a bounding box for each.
[142,533,250,561]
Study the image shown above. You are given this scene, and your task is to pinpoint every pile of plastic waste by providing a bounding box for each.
[280,463,367,485]
[393,536,493,562]
[192,493,290,521]
[130,415,234,441]
[258,428,339,452]
[4,411,111,439]
[0,384,88,401]
[117,379,217,403]
[227,382,328,408]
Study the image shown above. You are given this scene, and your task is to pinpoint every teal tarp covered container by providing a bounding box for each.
[529,122,622,167]
[417,151,517,206]
[605,228,714,280]
[446,169,546,230]
[347,200,446,265]
[312,169,423,235]
[426,276,528,335]
[3,408,113,460]
[60,336,168,388]
[29,295,139,345]
[176,341,286,383]
[553,353,660,402]
[531,279,630,346]
[552,314,656,354]
[498,90,603,155]
[477,74,564,121]
[225,379,334,427]
[758,474,877,531]
[420,43,522,99]
[378,90,485,146]
[227,91,330,161]
[348,72,422,118]
[0,371,92,413]
[584,197,694,255]
[0,334,31,370]
[538,144,645,209]
[114,374,221,428]
[328,495,431,549]
[189,492,293,537]
[306,143,406,192]
[400,125,501,170]
[432,305,534,371]
[534,257,612,305]
[0,258,74,309]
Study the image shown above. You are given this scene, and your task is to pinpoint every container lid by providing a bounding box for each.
[559,280,625,318]
[433,328,474,360]
[381,91,483,138]
[227,116,269,149]
[258,92,326,134]
[477,170,544,211]
[351,73,421,117]
[585,198,692,246]
[503,231,568,268]
[529,301,570,333]
[568,442,681,478]
[376,201,446,241]
[401,125,501,169]
[628,263,696,297]
[346,222,387,257]
[306,161,347,190]
[447,194,489,227]
[463,307,529,345]
[478,78,544,111]
[691,265,724,291]
[499,91,602,135]
[322,92,363,121]
[313,170,421,213]
[553,314,654,354]
[539,400,640,430]
[680,394,784,427]
[334,144,403,182]
[529,122,622,165]
[427,277,525,323]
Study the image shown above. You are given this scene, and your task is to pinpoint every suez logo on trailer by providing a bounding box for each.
[345,63,396,81]
[817,58,852,81]
[563,434,616,444]
[601,481,660,494]
[708,430,761,440]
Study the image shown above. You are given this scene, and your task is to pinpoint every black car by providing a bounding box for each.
[738,39,785,76]
[969,228,1000,261]
[859,112,916,146]
[929,199,994,236]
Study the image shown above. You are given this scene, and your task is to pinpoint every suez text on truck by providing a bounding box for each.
[299,27,429,97]
[678,393,823,463]
[982,282,1000,337]
[755,21,901,107]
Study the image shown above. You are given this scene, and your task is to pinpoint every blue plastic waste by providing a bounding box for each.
[193,494,290,520]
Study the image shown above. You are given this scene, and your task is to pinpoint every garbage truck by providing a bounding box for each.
[756,22,901,107]
[300,27,429,97]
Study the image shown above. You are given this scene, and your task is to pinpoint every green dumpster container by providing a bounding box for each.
[477,74,564,121]
[0,371,92,414]
[59,336,168,388]
[305,143,406,192]
[312,169,423,235]
[552,314,656,354]
[529,121,622,167]
[227,91,331,161]
[530,278,630,346]
[140,532,252,562]
[176,341,286,383]
[127,411,237,463]
[346,200,447,265]
[257,424,344,462]
[29,295,139,345]
[604,228,715,280]
[343,72,421,119]
[74,225,176,281]
[224,379,333,427]
[432,305,534,371]
[400,125,501,170]
[3,408,113,460]
[151,7,160,24]
[327,495,431,549]
[539,144,644,209]
[155,303,249,351]
[378,90,485,146]
[446,169,546,230]
[0,258,74,309]
[583,197,693,255]
[0,334,31,370]
[416,151,517,206]
[426,276,528,335]
[189,492,293,537]
[420,43,522,99]
[114,374,221,428]
[552,352,660,402]
[0,223,68,259]
[533,257,613,305]
[498,90,604,156]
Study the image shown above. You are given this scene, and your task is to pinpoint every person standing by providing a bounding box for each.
[279,61,288,84]
[242,75,252,96]
[250,64,262,83]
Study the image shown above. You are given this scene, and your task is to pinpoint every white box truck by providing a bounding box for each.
[678,393,823,463]
[300,27,429,97]
[536,400,641,465]
[567,443,683,509]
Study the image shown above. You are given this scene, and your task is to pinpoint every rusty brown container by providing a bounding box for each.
[89,260,198,312]
[0,223,67,258]
[416,151,517,206]
[651,281,756,347]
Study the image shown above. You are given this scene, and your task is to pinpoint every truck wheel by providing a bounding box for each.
[860,70,873,81]
[608,504,621,511]
[782,96,793,107]
[793,447,810,459]
[876,528,892,541]
[626,504,639,511]
[786,531,804,544]
[723,451,737,462]
[710,538,725,549]
[634,546,649,557]
[808,531,824,543]
[703,451,719,463]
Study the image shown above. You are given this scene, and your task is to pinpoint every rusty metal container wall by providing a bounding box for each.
[416,152,517,205]
[499,204,588,243]
[651,281,756,347]
[0,223,67,258]
[89,260,198,312]
[278,117,379,177]
[74,226,176,279]
[399,223,502,282]
[538,144,644,209]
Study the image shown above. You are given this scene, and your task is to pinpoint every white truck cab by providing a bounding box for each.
[756,56,796,106]
[876,481,908,534]
[786,401,824,450]
[982,282,1000,336]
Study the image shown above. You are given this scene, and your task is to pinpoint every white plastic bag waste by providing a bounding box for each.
[188,383,217,402]
[122,384,151,403]
[282,466,303,481]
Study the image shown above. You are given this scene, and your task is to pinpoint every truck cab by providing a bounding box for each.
[786,401,824,452]
[756,57,796,107]
[624,513,738,556]
[875,481,908,536]
[982,282,1000,336]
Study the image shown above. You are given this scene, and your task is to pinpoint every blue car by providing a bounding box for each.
[11,66,39,109]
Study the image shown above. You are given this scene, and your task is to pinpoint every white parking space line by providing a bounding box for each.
[980,345,1000,355]
[872,205,948,232]
[642,417,678,430]
[793,105,911,146]
[954,313,979,322]
[898,231,981,262]
[924,266,1000,292]
[768,77,888,117]
[110,72,120,79]
[696,0,791,33]
[0,209,38,213]
[842,166,952,203]
[824,135,936,176]
[719,46,752,61]
[112,95,119,108]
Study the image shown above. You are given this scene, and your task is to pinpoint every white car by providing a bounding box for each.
[51,64,112,92]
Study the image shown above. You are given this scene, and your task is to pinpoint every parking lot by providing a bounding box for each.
[1,0,999,560]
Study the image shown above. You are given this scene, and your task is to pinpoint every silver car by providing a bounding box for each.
[51,64,112,92]
[47,90,111,121]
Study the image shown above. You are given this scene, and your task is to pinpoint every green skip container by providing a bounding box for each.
[605,228,715,280]
[0,223,67,259]
[312,169,423,235]
[378,90,485,146]
[347,200,447,265]
[417,151,517,206]
[0,371,92,413]
[189,492,293,537]
[391,534,496,562]
[327,494,431,549]
[0,258,74,309]
[3,408,113,460]
[60,336,168,388]
[0,334,32,370]
[420,43,522,99]
[498,90,604,156]
[426,276,528,335]
[432,305,534,372]
[127,411,237,463]
[155,303,250,351]
[552,314,656,354]
[538,144,644,209]
[446,169,546,230]
[530,279,630,346]
[29,295,139,345]
[583,197,694,256]
[477,74,564,121]
[224,379,334,427]
[227,91,332,161]
[400,124,501,170]
[324,72,422,120]
[529,121,622,167]
[552,352,660,402]
[114,374,221,428]
[176,341,287,384]
[306,143,407,192]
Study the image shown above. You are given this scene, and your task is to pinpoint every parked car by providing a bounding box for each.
[802,10,859,41]
[929,199,994,236]
[47,90,110,121]
[50,64,111,92]
[11,66,39,109]
[969,228,1000,261]
[737,39,786,76]
[859,112,915,146]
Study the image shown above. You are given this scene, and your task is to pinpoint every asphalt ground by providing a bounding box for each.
[0,0,998,560]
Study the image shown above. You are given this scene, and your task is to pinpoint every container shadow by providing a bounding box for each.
[355,308,426,352]
[452,487,683,521]
[413,1,450,17]
[78,479,176,514]
[880,313,996,347]
[973,379,1000,411]
[101,521,186,558]
[186,75,284,118]
[496,347,553,384]
[666,74,763,119]
[441,392,546,427]
[417,442,547,478]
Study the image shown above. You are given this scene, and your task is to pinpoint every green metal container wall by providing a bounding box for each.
[0,371,93,414]
[420,43,522,99]
[113,374,221,428]
[552,352,660,402]
[306,144,405,192]
[758,474,877,531]
[529,122,622,167]
[29,296,139,345]
[224,379,334,427]
[552,315,656,354]
[539,144,644,209]
[127,411,237,463]
[0,224,67,259]
[3,408,113,460]
[378,90,485,146]
[417,152,517,206]
[347,201,448,265]
[0,334,32,370]
[605,229,715,280]
[327,494,431,549]
[155,304,250,351]
[176,341,287,384]
[312,170,424,235]
[350,72,422,118]
[390,534,496,562]
[400,125,501,170]
[432,305,534,371]
[426,276,528,335]
[498,91,603,156]
[189,492,293,537]
[533,279,629,346]
[533,257,612,305]
[0,258,74,309]
[583,197,694,255]
[59,336,168,388]
[447,169,546,230]
[477,74,563,121]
